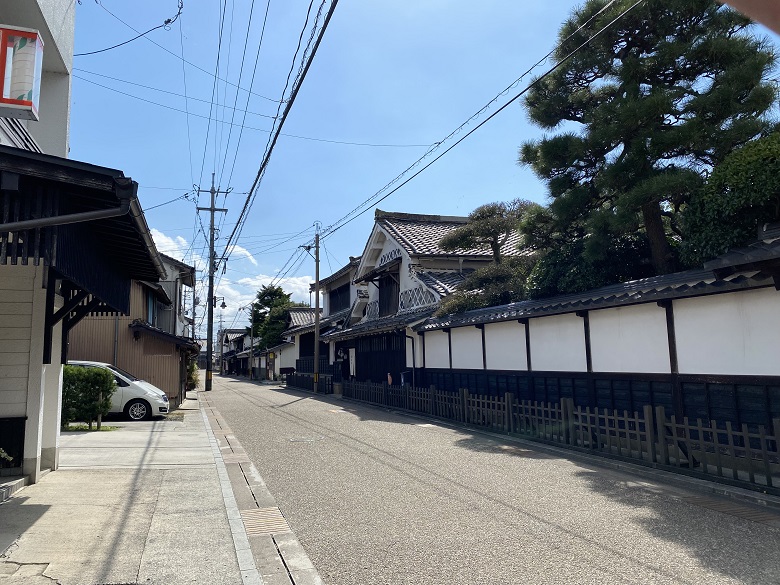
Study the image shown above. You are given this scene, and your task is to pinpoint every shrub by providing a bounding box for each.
[62,365,117,430]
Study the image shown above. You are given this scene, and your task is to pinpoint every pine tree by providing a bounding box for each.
[520,0,776,275]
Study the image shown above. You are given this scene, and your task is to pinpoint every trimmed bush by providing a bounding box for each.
[62,365,117,430]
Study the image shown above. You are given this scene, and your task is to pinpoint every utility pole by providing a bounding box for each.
[313,228,321,393]
[218,313,224,375]
[196,173,229,391]
[248,305,254,381]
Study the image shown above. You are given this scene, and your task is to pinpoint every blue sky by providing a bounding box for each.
[67,0,778,338]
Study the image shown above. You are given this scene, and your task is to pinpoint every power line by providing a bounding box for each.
[198,0,229,192]
[320,0,631,240]
[90,0,281,103]
[178,16,195,187]
[219,0,339,269]
[72,74,427,147]
[75,0,183,57]
[217,0,259,187]
[226,0,274,188]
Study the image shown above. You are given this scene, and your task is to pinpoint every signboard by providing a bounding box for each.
[0,25,44,121]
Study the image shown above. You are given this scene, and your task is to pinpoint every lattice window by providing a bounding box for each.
[378,248,401,267]
[398,286,436,313]
[364,300,380,321]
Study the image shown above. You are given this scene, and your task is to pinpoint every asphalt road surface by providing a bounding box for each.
[208,376,780,585]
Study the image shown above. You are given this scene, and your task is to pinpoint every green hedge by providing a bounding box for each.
[62,365,117,430]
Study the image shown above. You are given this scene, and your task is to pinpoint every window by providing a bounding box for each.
[146,290,157,325]
[378,273,399,317]
[329,283,351,313]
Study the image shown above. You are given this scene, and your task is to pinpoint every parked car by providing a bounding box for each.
[67,360,169,420]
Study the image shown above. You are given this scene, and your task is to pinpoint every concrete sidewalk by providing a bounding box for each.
[0,391,321,585]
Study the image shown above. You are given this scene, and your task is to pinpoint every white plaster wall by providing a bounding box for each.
[484,321,527,371]
[279,345,296,369]
[590,304,670,373]
[675,288,780,376]
[450,326,484,370]
[424,330,450,369]
[529,314,587,372]
[406,329,424,369]
[0,265,35,417]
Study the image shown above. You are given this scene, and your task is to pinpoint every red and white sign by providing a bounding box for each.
[0,25,44,121]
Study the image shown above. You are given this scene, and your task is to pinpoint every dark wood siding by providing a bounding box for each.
[329,283,350,313]
[378,274,399,317]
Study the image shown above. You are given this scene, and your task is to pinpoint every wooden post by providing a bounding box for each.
[505,392,514,433]
[429,385,436,416]
[643,404,656,464]
[460,388,469,423]
[382,381,388,406]
[655,405,669,465]
[563,397,575,446]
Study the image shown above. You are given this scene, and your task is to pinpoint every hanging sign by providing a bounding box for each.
[0,25,44,121]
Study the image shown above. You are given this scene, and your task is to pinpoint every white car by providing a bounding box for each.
[67,361,170,420]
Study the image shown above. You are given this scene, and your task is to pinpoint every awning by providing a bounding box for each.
[129,319,200,354]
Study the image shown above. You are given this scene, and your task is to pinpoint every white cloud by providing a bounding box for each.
[228,244,258,266]
[150,228,189,261]
[236,274,314,303]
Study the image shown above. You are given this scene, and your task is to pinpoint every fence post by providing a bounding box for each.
[773,418,780,442]
[655,405,669,465]
[643,404,656,464]
[429,385,436,416]
[382,382,388,406]
[460,388,469,423]
[564,397,575,446]
[503,392,513,433]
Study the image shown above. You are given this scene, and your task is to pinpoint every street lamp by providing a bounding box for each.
[213,296,226,309]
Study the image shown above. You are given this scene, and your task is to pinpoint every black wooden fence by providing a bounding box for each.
[287,373,333,394]
[341,381,780,495]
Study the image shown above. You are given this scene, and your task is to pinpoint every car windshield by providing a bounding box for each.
[105,364,139,381]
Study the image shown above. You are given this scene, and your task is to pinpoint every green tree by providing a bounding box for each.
[440,199,535,263]
[249,285,307,349]
[682,132,780,265]
[436,200,538,315]
[62,365,116,430]
[520,0,777,275]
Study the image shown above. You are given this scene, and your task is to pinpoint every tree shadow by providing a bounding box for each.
[269,386,780,583]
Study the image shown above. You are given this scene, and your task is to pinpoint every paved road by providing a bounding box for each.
[208,376,780,585]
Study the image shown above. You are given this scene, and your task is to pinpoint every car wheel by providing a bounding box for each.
[125,399,152,421]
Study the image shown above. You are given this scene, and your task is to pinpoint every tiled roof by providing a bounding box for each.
[376,210,525,258]
[416,268,775,332]
[288,307,318,328]
[286,307,323,335]
[323,307,435,341]
[415,270,472,297]
[704,238,780,276]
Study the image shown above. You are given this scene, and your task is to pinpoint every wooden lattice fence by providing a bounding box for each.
[335,380,780,495]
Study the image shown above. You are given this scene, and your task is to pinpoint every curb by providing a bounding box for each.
[199,391,324,585]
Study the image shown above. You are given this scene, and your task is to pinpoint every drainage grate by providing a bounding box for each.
[222,453,252,464]
[241,507,292,536]
[680,495,780,526]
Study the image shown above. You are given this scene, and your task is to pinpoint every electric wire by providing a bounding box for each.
[219,0,339,270]
[90,0,280,103]
[226,0,274,188]
[72,74,425,147]
[198,0,229,191]
[319,0,628,240]
[75,0,183,57]
[217,0,258,188]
